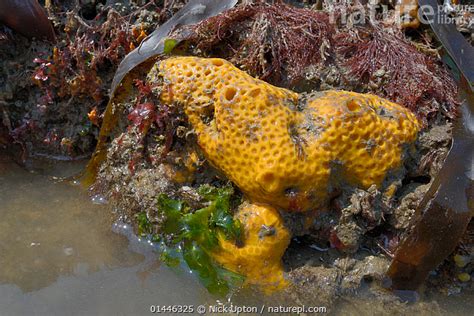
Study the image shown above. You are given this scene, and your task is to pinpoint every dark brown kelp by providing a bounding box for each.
[387,0,474,290]
[418,0,474,89]
[387,81,473,290]
[0,0,55,41]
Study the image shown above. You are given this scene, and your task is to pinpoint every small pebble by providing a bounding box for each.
[374,68,386,77]
[457,273,471,282]
[63,247,74,256]
[91,194,107,205]
[454,254,469,268]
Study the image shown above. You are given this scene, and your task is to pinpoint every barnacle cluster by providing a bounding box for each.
[146,56,421,288]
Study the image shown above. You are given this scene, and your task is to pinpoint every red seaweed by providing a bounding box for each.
[190,0,333,85]
[182,1,458,122]
[33,10,136,103]
[334,25,459,124]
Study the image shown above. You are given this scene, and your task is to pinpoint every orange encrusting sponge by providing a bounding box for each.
[153,57,420,212]
[211,202,291,292]
[148,56,420,292]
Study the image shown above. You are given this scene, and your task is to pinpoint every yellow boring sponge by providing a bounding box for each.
[151,57,420,211]
[211,202,291,292]
[303,90,419,188]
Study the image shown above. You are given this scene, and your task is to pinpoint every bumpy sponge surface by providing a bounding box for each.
[211,202,290,291]
[152,57,420,211]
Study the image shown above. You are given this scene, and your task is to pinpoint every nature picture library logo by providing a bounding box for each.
[419,1,474,25]
[327,0,474,27]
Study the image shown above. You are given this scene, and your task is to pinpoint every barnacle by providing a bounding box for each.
[211,202,290,291]
[151,57,420,212]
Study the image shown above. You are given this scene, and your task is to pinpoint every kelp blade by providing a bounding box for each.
[387,59,474,291]
[109,0,238,98]
[387,1,474,290]
[418,0,474,90]
[0,0,55,41]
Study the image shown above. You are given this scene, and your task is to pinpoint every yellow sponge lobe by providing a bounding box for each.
[211,202,290,292]
[152,57,420,212]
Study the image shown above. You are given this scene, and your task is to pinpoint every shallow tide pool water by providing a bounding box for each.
[0,157,220,315]
[1,155,473,316]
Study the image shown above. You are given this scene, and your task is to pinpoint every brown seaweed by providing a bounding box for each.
[418,0,474,89]
[0,0,55,41]
[387,0,474,290]
[387,82,474,290]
